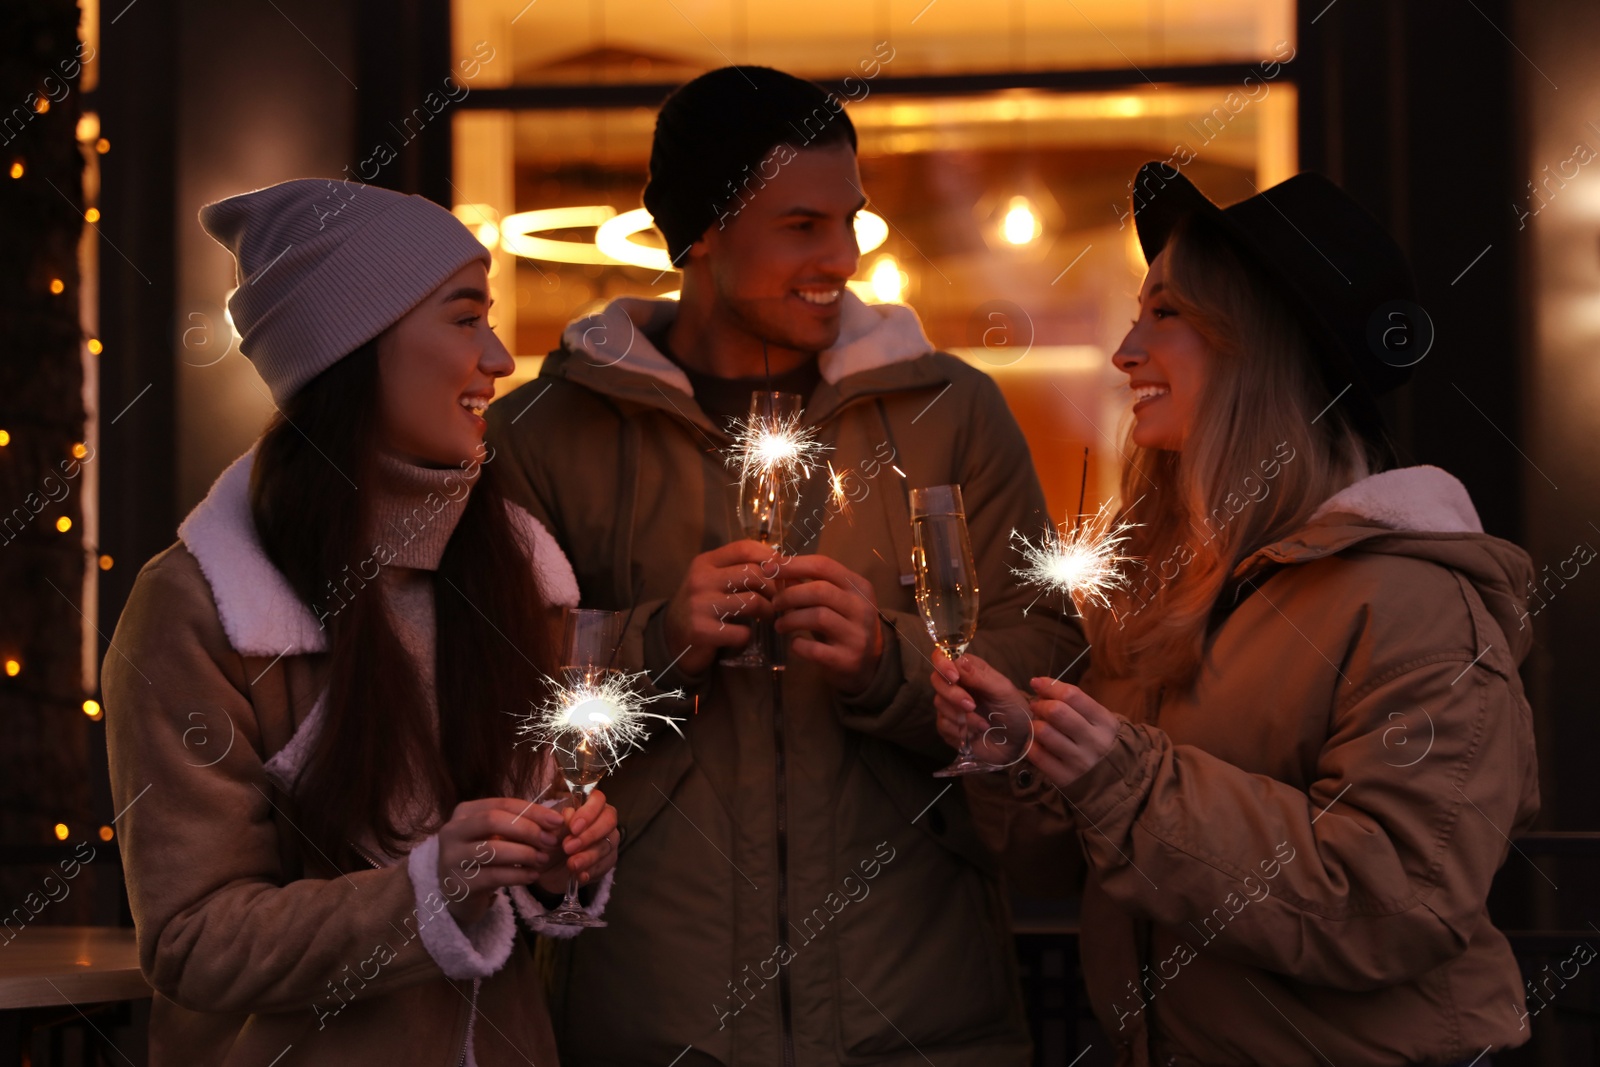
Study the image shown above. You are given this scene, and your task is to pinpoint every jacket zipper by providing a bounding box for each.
[769,665,797,1067]
[348,842,383,870]
[456,982,476,1067]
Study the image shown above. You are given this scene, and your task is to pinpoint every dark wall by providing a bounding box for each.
[1512,0,1600,841]
[1297,0,1524,543]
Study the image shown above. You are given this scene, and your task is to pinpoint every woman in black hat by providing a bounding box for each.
[931,164,1539,1066]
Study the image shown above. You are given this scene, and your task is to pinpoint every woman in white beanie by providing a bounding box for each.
[102,178,616,1066]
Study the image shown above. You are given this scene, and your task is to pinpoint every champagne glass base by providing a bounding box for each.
[718,642,769,668]
[719,616,775,668]
[933,753,996,777]
[542,904,607,928]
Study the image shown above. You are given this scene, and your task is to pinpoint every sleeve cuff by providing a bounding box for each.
[644,606,708,693]
[508,867,616,940]
[406,834,517,980]
[838,619,905,713]
[1059,719,1153,824]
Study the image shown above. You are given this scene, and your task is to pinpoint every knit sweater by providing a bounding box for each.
[354,449,476,860]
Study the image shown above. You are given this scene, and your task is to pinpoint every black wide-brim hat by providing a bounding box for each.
[1129,162,1429,451]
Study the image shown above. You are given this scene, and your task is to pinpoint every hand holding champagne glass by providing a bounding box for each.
[909,485,990,777]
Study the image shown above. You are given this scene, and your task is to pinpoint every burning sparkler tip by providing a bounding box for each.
[1009,501,1141,611]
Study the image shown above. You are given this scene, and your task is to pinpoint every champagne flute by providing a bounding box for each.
[542,608,622,928]
[721,391,804,668]
[909,485,989,778]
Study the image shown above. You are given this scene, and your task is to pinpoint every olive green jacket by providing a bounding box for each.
[488,292,1085,1066]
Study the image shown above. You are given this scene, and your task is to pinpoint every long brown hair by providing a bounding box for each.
[250,341,553,863]
[1086,212,1386,699]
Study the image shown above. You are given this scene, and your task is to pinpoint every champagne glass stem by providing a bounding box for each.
[560,784,584,909]
[951,650,975,760]
[560,870,583,912]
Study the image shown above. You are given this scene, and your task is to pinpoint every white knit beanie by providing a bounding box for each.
[198,178,492,404]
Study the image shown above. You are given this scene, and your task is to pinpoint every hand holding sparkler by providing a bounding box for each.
[522,608,685,928]
[436,797,572,927]
[1022,675,1121,790]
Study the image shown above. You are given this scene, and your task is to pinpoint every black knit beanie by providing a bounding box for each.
[643,66,858,265]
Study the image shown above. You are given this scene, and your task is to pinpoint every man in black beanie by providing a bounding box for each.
[490,63,1078,1067]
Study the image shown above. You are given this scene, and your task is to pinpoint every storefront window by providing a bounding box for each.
[450,0,1295,518]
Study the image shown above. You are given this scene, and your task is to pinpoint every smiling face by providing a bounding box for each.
[375,260,513,467]
[1112,250,1212,451]
[688,140,865,357]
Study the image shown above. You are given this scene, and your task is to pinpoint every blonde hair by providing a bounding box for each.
[1085,213,1384,699]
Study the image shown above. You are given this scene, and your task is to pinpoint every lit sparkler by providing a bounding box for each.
[1010,501,1141,612]
[521,669,686,769]
[827,461,854,522]
[724,409,830,493]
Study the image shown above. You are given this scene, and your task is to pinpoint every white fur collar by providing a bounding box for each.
[1310,464,1483,534]
[559,290,934,394]
[178,446,580,657]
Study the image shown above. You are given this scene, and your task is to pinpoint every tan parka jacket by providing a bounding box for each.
[487,292,1086,1067]
[102,447,592,1066]
[965,464,1542,1067]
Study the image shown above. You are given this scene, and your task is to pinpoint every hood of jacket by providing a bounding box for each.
[545,290,943,427]
[1236,464,1535,661]
[176,445,580,658]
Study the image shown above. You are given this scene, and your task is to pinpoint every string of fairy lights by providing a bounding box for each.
[6,105,115,845]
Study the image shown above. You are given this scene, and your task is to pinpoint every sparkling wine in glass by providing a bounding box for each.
[721,391,804,668]
[909,485,989,777]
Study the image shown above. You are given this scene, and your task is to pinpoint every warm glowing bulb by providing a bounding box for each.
[95,138,110,154]
[98,554,113,570]
[8,162,21,179]
[85,207,101,223]
[54,823,69,841]
[868,254,906,304]
[1001,195,1041,246]
[4,659,19,676]
[56,516,72,532]
[77,113,100,142]
[0,430,9,446]
[83,699,101,718]
[34,97,49,114]
[71,442,88,459]
[49,278,64,294]
[87,338,102,354]
[99,826,114,841]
